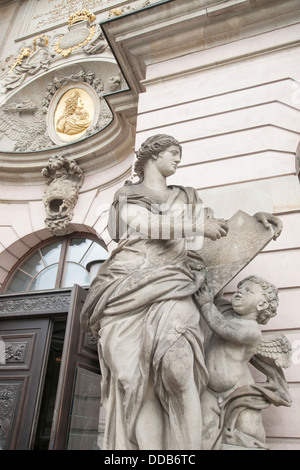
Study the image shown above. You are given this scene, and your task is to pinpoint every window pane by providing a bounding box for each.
[21,252,44,276]
[29,265,58,291]
[7,270,32,293]
[66,239,93,263]
[41,242,62,266]
[67,367,101,450]
[81,242,109,268]
[5,237,107,293]
[62,262,90,288]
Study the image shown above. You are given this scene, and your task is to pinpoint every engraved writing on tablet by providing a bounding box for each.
[200,210,274,294]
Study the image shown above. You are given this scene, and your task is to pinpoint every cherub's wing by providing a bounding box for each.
[255,333,292,369]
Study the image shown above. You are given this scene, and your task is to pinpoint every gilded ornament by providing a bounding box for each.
[55,26,96,57]
[68,9,96,25]
[108,8,124,17]
[54,88,94,140]
[55,10,96,57]
[9,34,49,72]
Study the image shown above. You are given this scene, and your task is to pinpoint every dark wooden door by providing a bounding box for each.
[49,285,101,450]
[0,286,101,450]
[0,317,51,450]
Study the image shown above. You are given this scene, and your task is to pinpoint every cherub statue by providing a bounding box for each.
[194,275,292,450]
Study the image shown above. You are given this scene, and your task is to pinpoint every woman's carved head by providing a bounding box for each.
[134,134,182,182]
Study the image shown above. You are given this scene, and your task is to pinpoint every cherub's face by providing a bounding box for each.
[231,280,268,316]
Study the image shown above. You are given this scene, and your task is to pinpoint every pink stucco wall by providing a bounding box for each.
[135,30,300,449]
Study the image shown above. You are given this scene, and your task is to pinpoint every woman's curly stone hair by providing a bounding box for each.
[134,134,182,182]
[237,275,279,324]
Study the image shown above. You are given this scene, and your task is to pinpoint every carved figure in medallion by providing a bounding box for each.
[194,277,292,450]
[42,155,84,236]
[80,134,283,450]
[55,89,92,137]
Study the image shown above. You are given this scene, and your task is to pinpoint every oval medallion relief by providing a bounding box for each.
[47,83,99,145]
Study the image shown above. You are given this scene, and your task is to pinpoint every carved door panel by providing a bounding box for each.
[0,318,51,450]
[49,284,101,450]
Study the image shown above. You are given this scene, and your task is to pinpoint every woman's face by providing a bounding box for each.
[154,145,181,177]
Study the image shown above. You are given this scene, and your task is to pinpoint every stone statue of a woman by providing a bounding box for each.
[80,134,282,450]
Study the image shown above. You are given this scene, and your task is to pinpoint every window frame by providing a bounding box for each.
[1,234,107,294]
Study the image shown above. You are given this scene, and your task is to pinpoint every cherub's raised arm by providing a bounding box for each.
[194,285,259,344]
[201,303,254,344]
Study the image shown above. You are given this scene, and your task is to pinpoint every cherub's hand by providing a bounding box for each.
[254,212,283,240]
[194,282,214,309]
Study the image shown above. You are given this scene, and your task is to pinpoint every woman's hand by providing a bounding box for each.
[254,212,283,240]
[204,217,229,240]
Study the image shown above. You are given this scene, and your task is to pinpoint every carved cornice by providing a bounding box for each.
[0,293,71,316]
[100,0,300,93]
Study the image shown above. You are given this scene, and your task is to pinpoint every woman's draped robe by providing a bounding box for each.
[80,184,209,449]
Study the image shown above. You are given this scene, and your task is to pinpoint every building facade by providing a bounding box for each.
[0,0,299,450]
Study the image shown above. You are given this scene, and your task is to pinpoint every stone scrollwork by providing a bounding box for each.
[42,70,104,114]
[42,154,84,236]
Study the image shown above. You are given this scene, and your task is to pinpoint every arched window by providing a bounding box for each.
[4,235,108,294]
